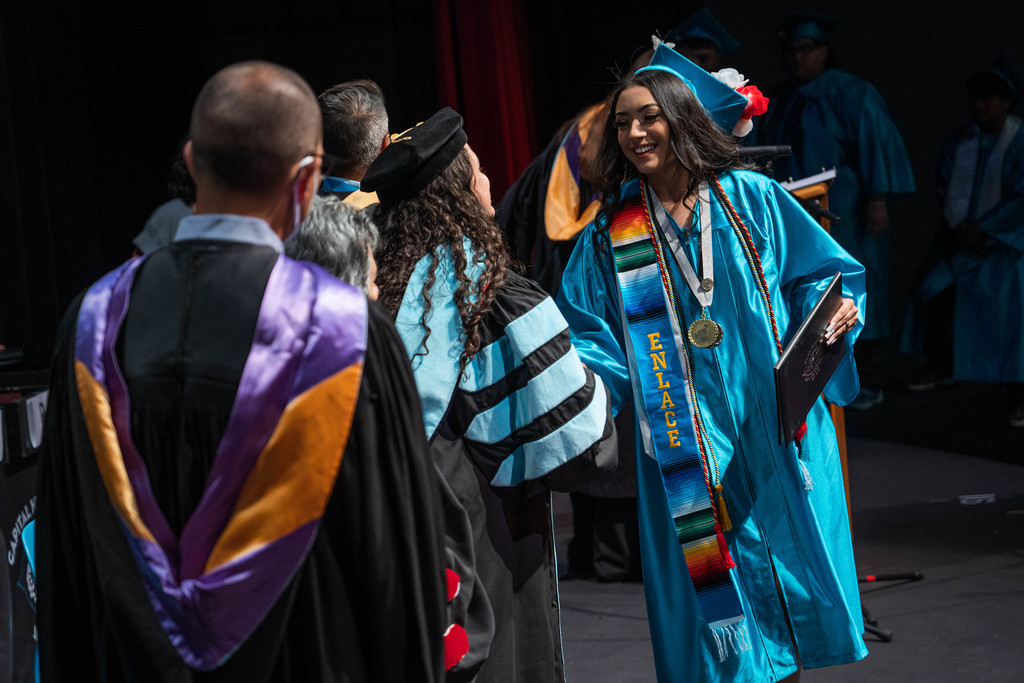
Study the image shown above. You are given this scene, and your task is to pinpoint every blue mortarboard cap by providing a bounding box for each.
[665,9,739,55]
[777,12,838,43]
[636,43,748,134]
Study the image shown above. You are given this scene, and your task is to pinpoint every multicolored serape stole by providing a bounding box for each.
[607,178,750,660]
[73,255,367,669]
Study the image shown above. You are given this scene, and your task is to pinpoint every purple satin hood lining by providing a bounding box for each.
[136,520,319,670]
[77,257,180,552]
[75,255,368,669]
[178,256,366,580]
[563,122,584,183]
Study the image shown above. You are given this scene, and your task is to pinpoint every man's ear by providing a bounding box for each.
[299,156,321,204]
[183,140,197,181]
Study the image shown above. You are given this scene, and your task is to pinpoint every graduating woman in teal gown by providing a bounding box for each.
[556,44,869,682]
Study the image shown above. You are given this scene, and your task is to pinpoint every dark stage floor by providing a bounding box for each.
[554,382,1024,681]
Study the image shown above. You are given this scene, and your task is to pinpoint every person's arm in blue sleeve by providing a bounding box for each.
[765,179,867,406]
[556,222,633,416]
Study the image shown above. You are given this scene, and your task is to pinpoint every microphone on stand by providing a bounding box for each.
[740,145,792,160]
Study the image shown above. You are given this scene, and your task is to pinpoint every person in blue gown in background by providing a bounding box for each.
[665,7,739,74]
[903,59,1024,427]
[557,44,868,682]
[757,12,916,409]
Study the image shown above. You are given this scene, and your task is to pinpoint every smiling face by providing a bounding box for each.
[614,85,680,183]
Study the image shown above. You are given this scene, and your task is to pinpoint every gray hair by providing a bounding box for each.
[318,80,389,178]
[287,195,379,293]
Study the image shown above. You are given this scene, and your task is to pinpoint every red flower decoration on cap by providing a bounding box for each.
[737,85,769,119]
[711,68,770,137]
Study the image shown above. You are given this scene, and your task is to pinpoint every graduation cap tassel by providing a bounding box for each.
[794,425,815,491]
[798,458,815,491]
[714,483,733,532]
[715,523,737,569]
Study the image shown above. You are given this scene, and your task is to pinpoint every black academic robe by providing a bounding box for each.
[397,249,618,682]
[36,240,446,682]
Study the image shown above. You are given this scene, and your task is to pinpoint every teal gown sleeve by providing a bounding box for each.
[762,178,867,406]
[560,178,867,410]
[555,224,633,415]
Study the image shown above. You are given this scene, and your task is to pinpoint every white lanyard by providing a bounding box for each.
[650,181,714,308]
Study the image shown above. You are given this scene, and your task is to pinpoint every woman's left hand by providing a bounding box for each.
[824,298,859,346]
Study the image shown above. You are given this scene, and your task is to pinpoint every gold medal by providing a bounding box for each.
[687,317,723,348]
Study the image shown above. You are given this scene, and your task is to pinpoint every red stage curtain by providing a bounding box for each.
[433,0,536,197]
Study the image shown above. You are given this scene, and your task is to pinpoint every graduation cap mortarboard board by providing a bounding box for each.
[361,106,468,206]
[777,12,838,44]
[665,9,739,55]
[635,43,749,135]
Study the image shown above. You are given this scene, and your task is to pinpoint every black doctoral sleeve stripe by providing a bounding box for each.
[461,370,600,470]
[445,329,573,436]
[535,397,617,493]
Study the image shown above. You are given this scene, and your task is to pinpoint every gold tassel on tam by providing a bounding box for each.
[714,484,732,532]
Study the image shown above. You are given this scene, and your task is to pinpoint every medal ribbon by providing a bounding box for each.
[607,178,749,658]
[650,182,714,308]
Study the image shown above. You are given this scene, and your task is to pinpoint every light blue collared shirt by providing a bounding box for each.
[173,214,284,253]
[319,176,361,194]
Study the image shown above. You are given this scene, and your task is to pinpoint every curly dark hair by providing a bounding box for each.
[595,68,752,225]
[374,148,513,373]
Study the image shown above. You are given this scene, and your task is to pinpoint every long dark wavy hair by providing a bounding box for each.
[374,148,513,372]
[595,68,752,227]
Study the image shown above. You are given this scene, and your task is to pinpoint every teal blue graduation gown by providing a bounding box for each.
[759,69,916,340]
[557,171,869,682]
[907,117,1024,382]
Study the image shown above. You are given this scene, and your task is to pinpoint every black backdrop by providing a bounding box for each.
[5,0,1024,369]
[3,0,707,370]
[1,0,438,367]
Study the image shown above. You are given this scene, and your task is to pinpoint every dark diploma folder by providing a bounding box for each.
[774,272,846,446]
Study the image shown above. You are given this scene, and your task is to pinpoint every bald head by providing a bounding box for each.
[189,61,321,194]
